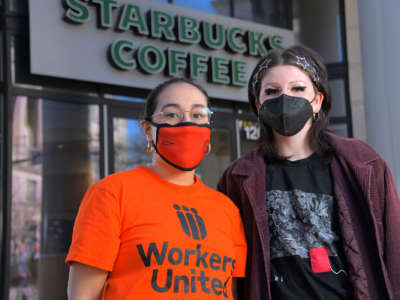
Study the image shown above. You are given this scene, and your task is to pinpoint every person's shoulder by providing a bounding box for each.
[223,146,264,175]
[92,166,150,191]
[200,184,240,211]
[326,131,382,163]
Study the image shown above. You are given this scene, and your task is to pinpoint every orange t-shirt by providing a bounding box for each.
[66,166,247,299]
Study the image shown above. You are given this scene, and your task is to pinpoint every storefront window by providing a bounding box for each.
[329,79,348,118]
[10,96,100,300]
[113,117,151,173]
[328,123,348,137]
[328,78,350,137]
[236,118,259,157]
[108,95,146,104]
[293,0,343,63]
[0,32,3,82]
[0,93,3,130]
[197,129,231,189]
[172,0,230,16]
[8,0,27,13]
[0,94,3,175]
[234,0,293,29]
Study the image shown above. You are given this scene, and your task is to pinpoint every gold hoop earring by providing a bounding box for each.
[206,144,211,156]
[147,141,155,155]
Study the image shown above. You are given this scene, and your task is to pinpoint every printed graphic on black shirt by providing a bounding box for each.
[266,155,354,300]
[267,189,340,259]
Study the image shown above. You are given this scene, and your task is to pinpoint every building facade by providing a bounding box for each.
[0,0,371,299]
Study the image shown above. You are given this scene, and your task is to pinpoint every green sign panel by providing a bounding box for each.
[63,0,285,87]
[29,0,295,101]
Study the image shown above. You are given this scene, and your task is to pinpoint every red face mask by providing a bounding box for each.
[152,122,211,171]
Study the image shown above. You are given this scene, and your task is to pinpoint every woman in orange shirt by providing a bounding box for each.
[66,78,247,300]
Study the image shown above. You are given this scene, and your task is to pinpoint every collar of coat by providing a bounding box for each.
[230,131,382,177]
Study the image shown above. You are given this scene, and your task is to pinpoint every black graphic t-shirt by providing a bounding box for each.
[266,154,353,299]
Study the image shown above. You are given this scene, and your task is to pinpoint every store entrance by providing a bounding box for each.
[107,103,151,174]
[107,103,257,189]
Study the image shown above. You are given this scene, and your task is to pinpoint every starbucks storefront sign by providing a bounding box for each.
[29,0,295,101]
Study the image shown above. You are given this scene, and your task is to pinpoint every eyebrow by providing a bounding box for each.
[263,80,307,86]
[289,81,307,84]
[160,103,206,110]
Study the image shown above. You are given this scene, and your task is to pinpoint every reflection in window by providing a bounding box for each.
[113,118,151,173]
[237,119,259,157]
[9,0,27,13]
[293,0,343,63]
[328,123,348,138]
[329,79,347,118]
[196,129,231,189]
[173,0,230,16]
[0,32,3,82]
[234,0,293,28]
[109,95,146,104]
[0,94,3,135]
[10,96,100,300]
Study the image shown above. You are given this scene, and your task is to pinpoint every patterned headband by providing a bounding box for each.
[251,58,272,94]
[295,56,320,83]
[251,55,320,96]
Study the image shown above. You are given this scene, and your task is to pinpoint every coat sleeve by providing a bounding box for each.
[217,166,248,299]
[382,161,400,299]
[217,165,242,211]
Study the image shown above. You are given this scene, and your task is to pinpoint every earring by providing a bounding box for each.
[313,112,319,121]
[147,141,155,155]
[205,144,211,156]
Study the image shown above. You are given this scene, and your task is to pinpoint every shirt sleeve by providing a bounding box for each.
[65,182,122,272]
[231,206,247,278]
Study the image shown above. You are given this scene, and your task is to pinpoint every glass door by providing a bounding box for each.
[107,103,151,174]
[236,113,260,157]
[10,96,100,300]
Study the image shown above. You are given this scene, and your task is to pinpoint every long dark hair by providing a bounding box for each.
[144,78,210,120]
[248,45,333,163]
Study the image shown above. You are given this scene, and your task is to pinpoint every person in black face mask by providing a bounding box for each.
[218,45,400,300]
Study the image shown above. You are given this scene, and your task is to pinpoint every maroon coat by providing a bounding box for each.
[218,132,400,300]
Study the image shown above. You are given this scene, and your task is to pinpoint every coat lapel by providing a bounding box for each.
[231,148,272,297]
